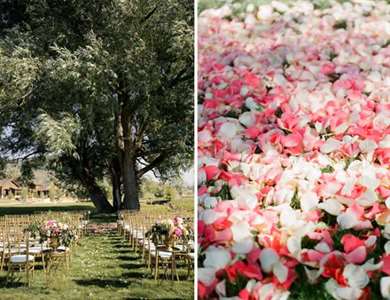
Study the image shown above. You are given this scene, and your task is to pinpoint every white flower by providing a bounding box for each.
[325,278,363,300]
[198,128,213,146]
[231,185,258,210]
[272,1,289,13]
[356,189,377,207]
[231,221,252,243]
[239,111,256,127]
[337,212,359,229]
[203,246,231,270]
[318,199,344,216]
[257,5,273,20]
[198,168,206,185]
[359,139,377,153]
[203,196,218,209]
[301,191,319,212]
[343,264,369,289]
[315,242,331,253]
[201,209,226,225]
[320,138,343,154]
[198,268,216,285]
[232,238,254,254]
[380,277,390,299]
[245,97,261,111]
[215,280,226,297]
[384,225,390,239]
[385,241,390,255]
[259,248,288,283]
[260,248,279,273]
[287,236,301,257]
[217,122,240,140]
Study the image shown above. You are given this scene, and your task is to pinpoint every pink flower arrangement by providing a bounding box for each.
[44,220,62,237]
[198,1,390,299]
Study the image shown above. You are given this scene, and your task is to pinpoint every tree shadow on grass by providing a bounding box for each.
[116,256,139,262]
[112,244,129,249]
[115,249,132,254]
[0,205,93,216]
[121,270,190,282]
[0,275,26,288]
[89,213,117,223]
[74,278,129,288]
[119,263,144,269]
[121,271,151,279]
[117,255,140,261]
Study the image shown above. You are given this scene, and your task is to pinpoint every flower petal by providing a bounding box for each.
[203,246,231,270]
[273,261,288,283]
[259,248,279,273]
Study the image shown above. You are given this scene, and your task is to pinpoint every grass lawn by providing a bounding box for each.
[0,202,94,216]
[0,203,194,299]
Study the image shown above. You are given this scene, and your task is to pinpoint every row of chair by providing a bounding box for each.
[118,210,194,281]
[0,211,88,286]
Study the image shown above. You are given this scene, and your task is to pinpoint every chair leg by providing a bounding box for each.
[42,254,46,272]
[187,258,191,279]
[175,259,179,281]
[147,252,151,271]
[6,264,13,285]
[154,255,159,280]
[1,253,5,272]
[26,264,30,287]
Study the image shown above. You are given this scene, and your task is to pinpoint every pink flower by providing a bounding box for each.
[174,228,183,237]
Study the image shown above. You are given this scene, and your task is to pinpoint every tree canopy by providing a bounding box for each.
[0,0,194,212]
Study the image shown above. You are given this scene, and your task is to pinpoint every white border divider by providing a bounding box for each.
[194,0,199,299]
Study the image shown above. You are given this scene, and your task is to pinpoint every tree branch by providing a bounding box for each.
[14,150,42,161]
[167,66,193,88]
[141,5,158,24]
[137,153,167,178]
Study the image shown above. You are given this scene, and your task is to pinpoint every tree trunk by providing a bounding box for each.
[79,163,114,213]
[119,100,140,211]
[88,183,115,213]
[111,158,122,212]
[122,150,140,210]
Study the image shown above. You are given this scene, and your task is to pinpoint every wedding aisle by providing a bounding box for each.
[0,216,193,300]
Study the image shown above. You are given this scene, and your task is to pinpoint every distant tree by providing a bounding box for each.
[4,164,20,180]
[20,186,28,202]
[164,185,177,202]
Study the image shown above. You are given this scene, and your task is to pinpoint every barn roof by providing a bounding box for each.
[0,179,21,190]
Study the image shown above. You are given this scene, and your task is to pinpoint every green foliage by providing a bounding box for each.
[225,273,250,297]
[320,165,334,173]
[145,222,171,245]
[215,184,232,200]
[333,20,347,30]
[24,222,41,239]
[19,161,34,185]
[290,188,300,209]
[48,182,59,201]
[20,186,28,202]
[164,185,177,201]
[0,0,194,210]
[3,164,20,179]
[301,235,318,249]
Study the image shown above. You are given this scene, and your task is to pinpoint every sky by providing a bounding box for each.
[144,167,194,188]
[182,168,194,187]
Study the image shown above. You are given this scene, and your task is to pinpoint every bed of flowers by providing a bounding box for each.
[146,217,192,248]
[197,1,390,299]
[26,219,77,248]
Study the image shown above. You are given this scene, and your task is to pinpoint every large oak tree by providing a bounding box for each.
[0,0,193,212]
